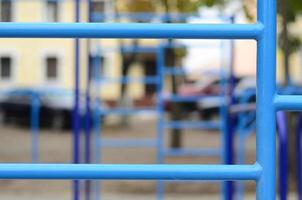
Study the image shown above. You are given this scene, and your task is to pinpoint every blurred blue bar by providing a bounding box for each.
[163,68,186,76]
[100,139,156,148]
[0,164,262,180]
[166,95,224,102]
[164,121,221,130]
[0,23,263,39]
[96,76,159,84]
[120,46,159,53]
[164,148,221,157]
[99,107,156,115]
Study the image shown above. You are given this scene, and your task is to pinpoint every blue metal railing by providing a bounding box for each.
[156,37,232,200]
[0,0,278,199]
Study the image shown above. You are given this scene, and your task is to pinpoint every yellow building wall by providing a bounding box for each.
[0,0,152,101]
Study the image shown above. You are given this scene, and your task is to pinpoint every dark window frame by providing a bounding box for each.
[45,56,58,81]
[0,56,12,80]
[0,0,12,22]
[46,0,59,22]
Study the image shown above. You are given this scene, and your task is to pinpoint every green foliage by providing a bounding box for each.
[277,0,302,57]
[117,0,155,13]
[286,0,302,22]
[120,0,229,13]
[279,34,302,56]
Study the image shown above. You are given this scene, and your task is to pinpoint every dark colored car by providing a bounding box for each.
[0,88,75,130]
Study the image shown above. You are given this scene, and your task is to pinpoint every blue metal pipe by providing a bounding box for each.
[73,0,81,200]
[256,0,277,199]
[166,95,225,102]
[99,107,156,115]
[163,121,221,130]
[97,76,159,84]
[156,45,165,200]
[91,54,103,200]
[164,148,221,157]
[274,95,302,111]
[100,139,156,148]
[277,111,287,200]
[0,164,262,180]
[85,2,93,199]
[296,113,302,200]
[0,23,263,39]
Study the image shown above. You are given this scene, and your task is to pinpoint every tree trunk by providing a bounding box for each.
[280,0,298,192]
[281,0,290,85]
[287,112,298,192]
[162,0,183,148]
[166,47,183,148]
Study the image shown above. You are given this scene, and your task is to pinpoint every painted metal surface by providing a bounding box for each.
[277,111,287,200]
[73,0,81,200]
[0,164,262,180]
[296,114,302,200]
[256,0,277,199]
[0,23,263,39]
[0,0,278,199]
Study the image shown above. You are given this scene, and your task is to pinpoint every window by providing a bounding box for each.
[0,0,12,22]
[90,0,105,22]
[45,57,58,80]
[0,57,11,80]
[46,0,58,22]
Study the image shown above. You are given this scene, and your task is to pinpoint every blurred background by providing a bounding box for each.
[0,0,301,199]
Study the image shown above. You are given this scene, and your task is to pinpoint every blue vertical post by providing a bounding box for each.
[156,44,164,200]
[85,0,92,199]
[257,0,277,199]
[277,111,287,200]
[220,39,233,200]
[73,0,81,200]
[296,113,302,200]
[92,52,102,200]
[30,94,40,163]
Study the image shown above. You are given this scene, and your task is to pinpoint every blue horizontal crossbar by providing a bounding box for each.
[96,76,159,84]
[166,95,224,102]
[230,103,256,113]
[274,95,302,111]
[164,67,187,76]
[161,42,222,49]
[0,163,262,180]
[0,23,263,39]
[164,148,221,157]
[120,46,158,53]
[164,121,221,129]
[100,138,156,148]
[100,107,156,115]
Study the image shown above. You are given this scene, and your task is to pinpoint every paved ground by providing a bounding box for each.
[0,115,263,199]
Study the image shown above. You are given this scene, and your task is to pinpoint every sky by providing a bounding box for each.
[178,2,257,79]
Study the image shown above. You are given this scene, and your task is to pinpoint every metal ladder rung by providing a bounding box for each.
[99,107,156,115]
[164,121,221,129]
[0,163,262,181]
[164,148,221,157]
[100,138,156,148]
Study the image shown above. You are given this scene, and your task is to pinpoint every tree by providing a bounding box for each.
[118,0,231,147]
[159,0,230,148]
[277,0,302,195]
[277,0,302,85]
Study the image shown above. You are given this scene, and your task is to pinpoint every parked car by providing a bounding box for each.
[164,75,252,120]
[0,88,104,130]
